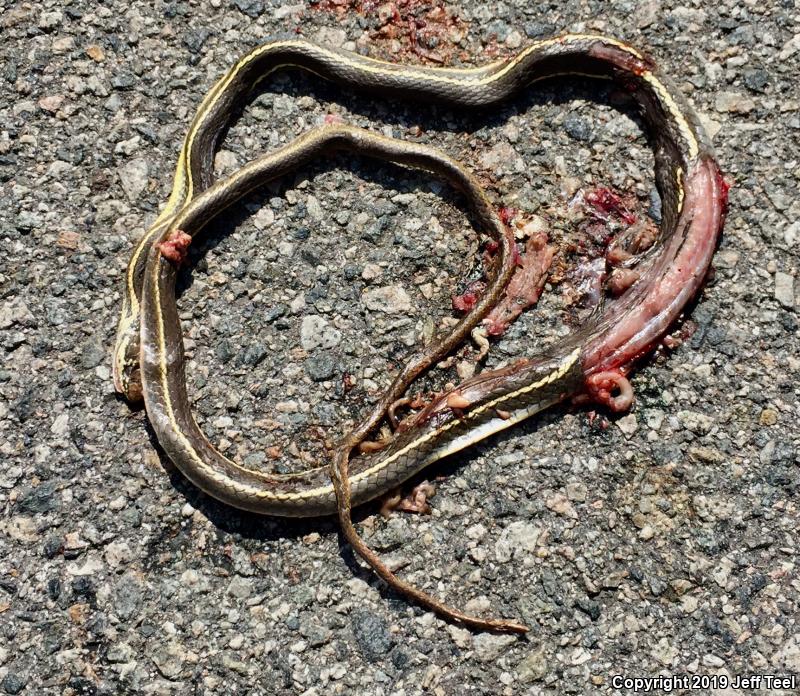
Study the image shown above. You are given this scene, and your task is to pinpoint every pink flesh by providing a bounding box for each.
[585,370,634,412]
[607,268,641,296]
[582,156,725,375]
[158,230,192,265]
[390,157,725,428]
[483,232,554,336]
[451,280,486,313]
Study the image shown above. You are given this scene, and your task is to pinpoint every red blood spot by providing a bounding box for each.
[498,207,518,226]
[452,280,486,313]
[714,166,731,223]
[158,230,192,265]
[585,188,637,225]
[324,113,344,125]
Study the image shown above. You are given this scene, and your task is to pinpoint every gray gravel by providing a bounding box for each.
[1,1,799,694]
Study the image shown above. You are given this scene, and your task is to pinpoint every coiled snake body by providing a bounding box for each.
[113,35,727,632]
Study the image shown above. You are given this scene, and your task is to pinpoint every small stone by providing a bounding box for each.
[352,611,392,662]
[305,195,323,220]
[634,0,660,28]
[1,673,25,695]
[240,343,268,366]
[114,135,140,156]
[743,68,768,92]
[38,10,62,30]
[214,339,235,363]
[114,572,143,620]
[689,446,725,463]
[616,413,638,437]
[150,642,186,680]
[105,541,133,568]
[774,272,794,308]
[253,206,275,230]
[57,231,80,250]
[479,141,517,170]
[299,618,331,647]
[702,653,725,667]
[570,647,592,665]
[677,410,714,434]
[473,634,516,662]
[111,72,135,90]
[50,413,69,436]
[86,45,105,62]
[771,634,800,671]
[645,409,665,430]
[108,496,126,511]
[447,626,472,648]
[313,27,347,48]
[361,263,383,281]
[465,523,487,541]
[106,642,135,663]
[759,408,778,426]
[43,535,64,558]
[546,492,577,518]
[214,149,238,173]
[517,645,549,683]
[651,637,678,666]
[300,315,341,351]
[38,95,64,113]
[715,91,756,114]
[495,521,540,562]
[0,301,36,330]
[305,353,336,382]
[778,34,800,61]
[118,158,149,202]
[505,29,523,49]
[227,576,253,599]
[362,285,412,314]
[52,36,74,52]
[81,339,105,369]
[274,3,304,19]
[183,27,213,52]
[784,221,799,246]
[564,114,593,141]
[565,482,586,502]
[18,480,60,514]
[232,0,264,18]
[715,249,739,268]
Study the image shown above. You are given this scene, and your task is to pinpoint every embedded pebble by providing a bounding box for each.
[473,634,517,662]
[300,315,341,350]
[362,285,412,314]
[774,271,794,308]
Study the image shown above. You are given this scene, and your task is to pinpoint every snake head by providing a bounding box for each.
[112,314,144,403]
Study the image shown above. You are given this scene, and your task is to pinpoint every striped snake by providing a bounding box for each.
[113,34,727,633]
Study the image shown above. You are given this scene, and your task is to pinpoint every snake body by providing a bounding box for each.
[113,34,727,630]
